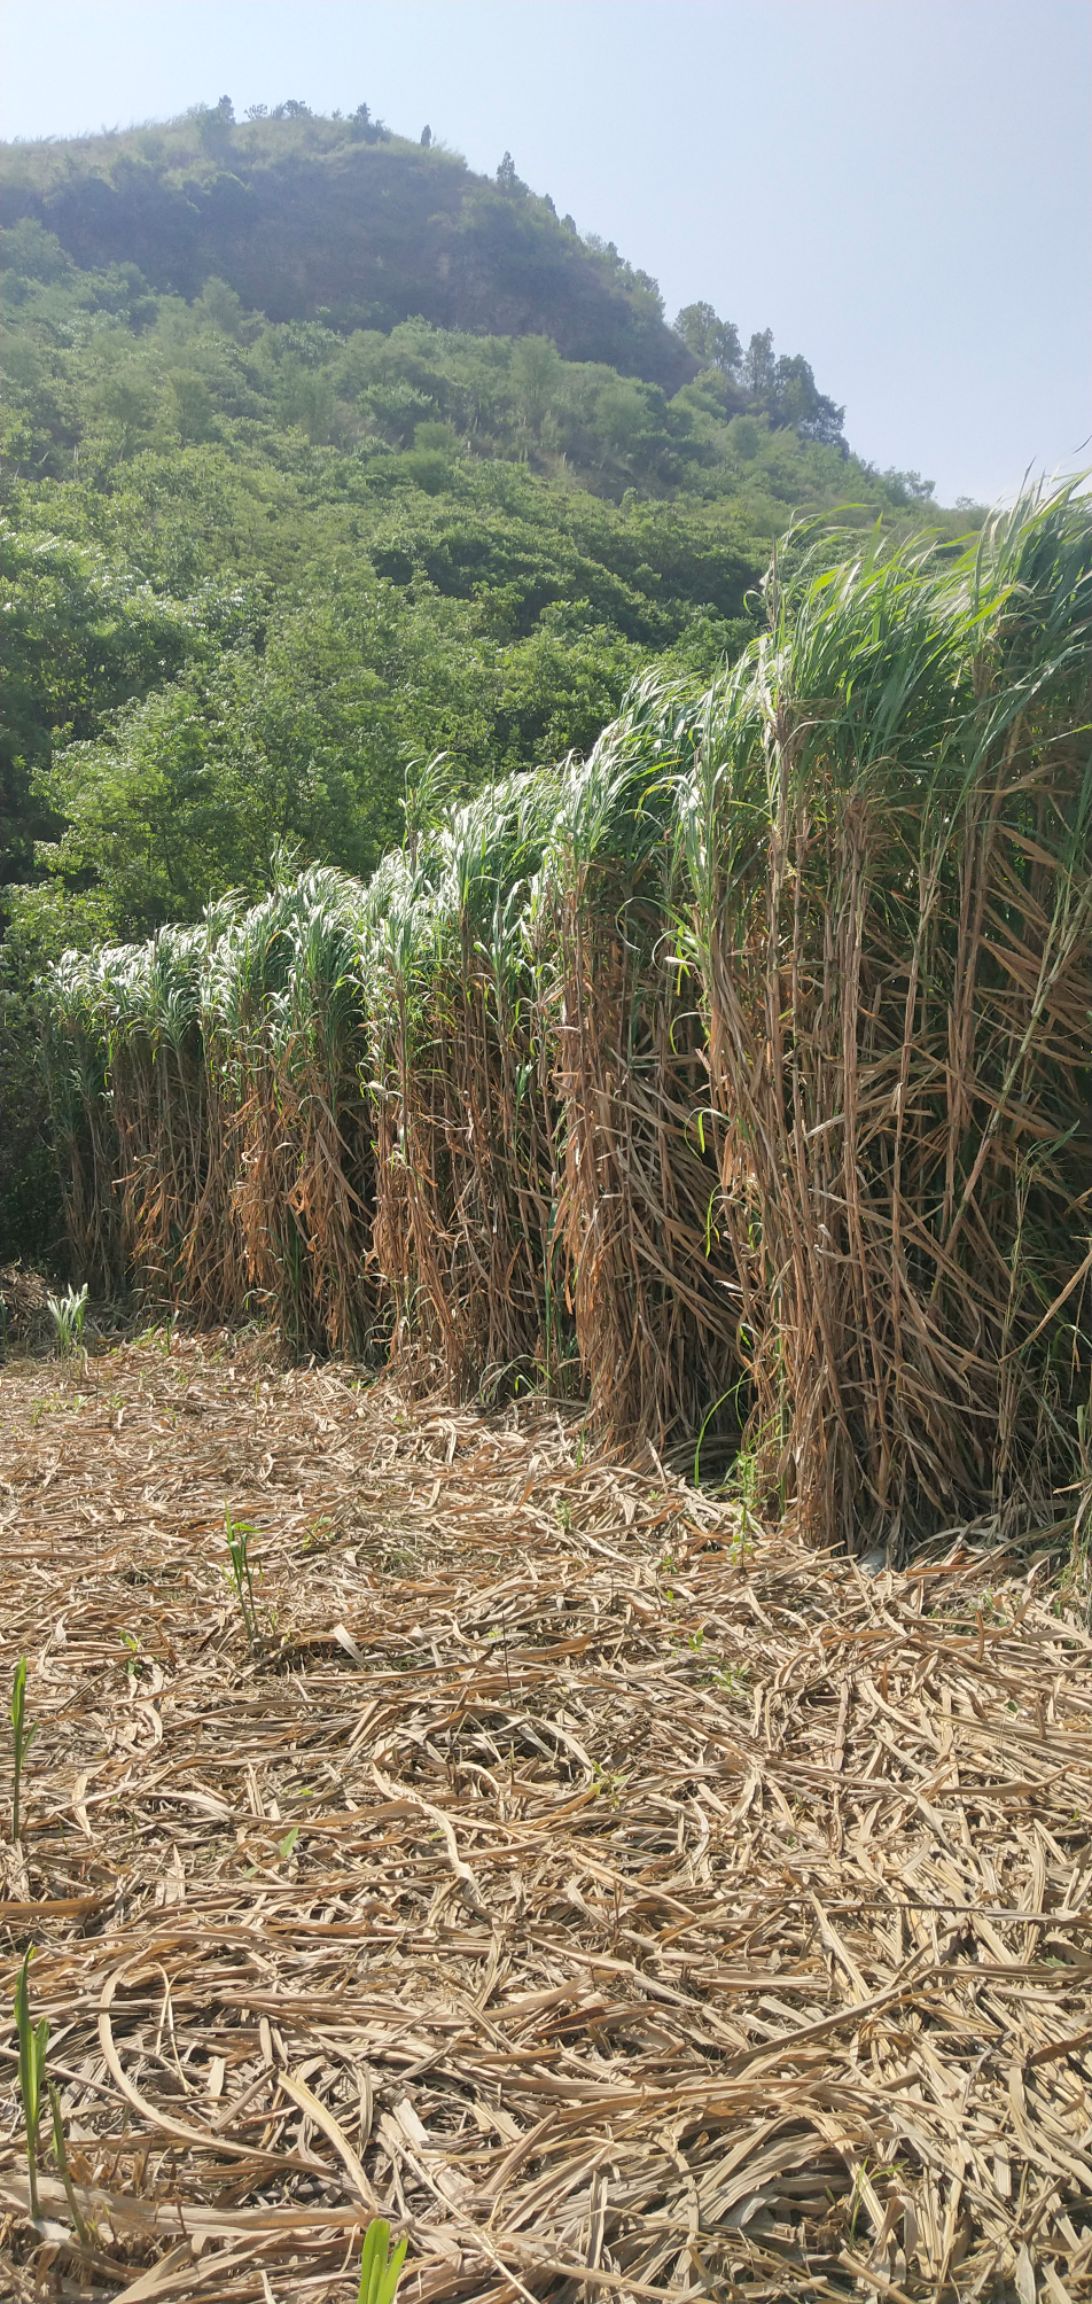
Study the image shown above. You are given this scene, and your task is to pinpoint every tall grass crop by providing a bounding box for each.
[41,486,1092,1553]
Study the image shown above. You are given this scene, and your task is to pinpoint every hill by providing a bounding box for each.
[0,103,697,386]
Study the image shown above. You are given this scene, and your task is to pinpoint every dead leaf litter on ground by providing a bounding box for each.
[1,1333,1090,2301]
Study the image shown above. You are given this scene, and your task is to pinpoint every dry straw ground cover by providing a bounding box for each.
[1,1332,1091,2302]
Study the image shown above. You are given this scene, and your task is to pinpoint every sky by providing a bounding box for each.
[1,0,1089,506]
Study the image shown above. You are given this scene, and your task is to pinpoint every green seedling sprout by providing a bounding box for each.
[225,1510,261,1648]
[357,2216,408,2304]
[46,1283,89,1358]
[10,1655,35,1842]
[49,2081,90,2245]
[120,1630,143,1681]
[15,1949,48,2223]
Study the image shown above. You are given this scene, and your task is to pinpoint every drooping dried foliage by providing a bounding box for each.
[365,774,567,1401]
[42,488,1092,1552]
[363,849,449,1384]
[424,770,566,1399]
[45,913,243,1319]
[678,491,1092,1550]
[42,950,125,1299]
[206,867,377,1359]
[113,918,234,1317]
[545,678,742,1454]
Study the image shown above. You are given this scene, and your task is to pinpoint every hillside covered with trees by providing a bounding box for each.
[1,98,958,1251]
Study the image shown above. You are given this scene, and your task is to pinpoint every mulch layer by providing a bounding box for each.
[0,1332,1090,2302]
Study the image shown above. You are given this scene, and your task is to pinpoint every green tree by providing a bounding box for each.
[510,335,561,439]
[33,604,402,932]
[674,301,741,375]
[743,328,776,396]
[0,522,200,889]
[195,96,235,155]
[496,151,526,197]
[770,353,845,447]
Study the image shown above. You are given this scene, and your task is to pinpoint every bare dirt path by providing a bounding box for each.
[1,1334,1090,2302]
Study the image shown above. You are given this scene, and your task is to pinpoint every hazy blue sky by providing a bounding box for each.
[2,0,1089,504]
